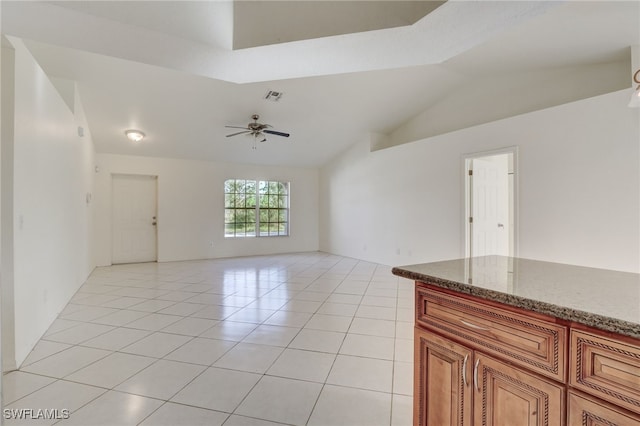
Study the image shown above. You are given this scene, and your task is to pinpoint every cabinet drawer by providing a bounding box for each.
[568,391,640,426]
[416,285,566,381]
[570,330,640,415]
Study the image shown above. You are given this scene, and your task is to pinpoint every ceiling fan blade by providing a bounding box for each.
[226,131,251,137]
[263,130,290,137]
[225,125,249,130]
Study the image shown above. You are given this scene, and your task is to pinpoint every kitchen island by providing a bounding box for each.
[392,256,640,426]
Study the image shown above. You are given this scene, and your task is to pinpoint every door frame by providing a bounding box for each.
[462,146,519,258]
[111,173,158,264]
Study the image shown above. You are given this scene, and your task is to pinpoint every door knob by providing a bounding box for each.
[152,221,157,226]
[497,223,504,228]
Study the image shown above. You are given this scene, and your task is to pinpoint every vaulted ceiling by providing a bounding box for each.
[3,1,639,166]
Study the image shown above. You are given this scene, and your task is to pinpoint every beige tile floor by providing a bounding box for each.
[3,252,414,426]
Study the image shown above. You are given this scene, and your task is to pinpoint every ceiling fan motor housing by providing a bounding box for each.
[248,114,269,132]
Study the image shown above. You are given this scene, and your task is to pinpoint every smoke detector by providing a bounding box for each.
[264,90,283,102]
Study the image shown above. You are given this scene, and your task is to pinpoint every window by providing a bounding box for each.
[224,179,289,237]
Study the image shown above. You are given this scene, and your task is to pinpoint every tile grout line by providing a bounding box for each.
[8,253,408,425]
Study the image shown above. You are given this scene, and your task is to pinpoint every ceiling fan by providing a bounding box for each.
[225,114,290,149]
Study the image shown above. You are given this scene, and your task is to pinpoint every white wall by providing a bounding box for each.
[1,41,17,372]
[320,90,640,273]
[384,61,630,149]
[93,154,319,265]
[2,38,96,367]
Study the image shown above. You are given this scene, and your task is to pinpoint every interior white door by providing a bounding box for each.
[112,174,157,264]
[471,155,509,257]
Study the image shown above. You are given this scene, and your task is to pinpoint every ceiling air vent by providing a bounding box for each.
[264,90,283,102]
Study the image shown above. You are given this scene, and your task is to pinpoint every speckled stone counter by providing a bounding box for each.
[392,256,640,339]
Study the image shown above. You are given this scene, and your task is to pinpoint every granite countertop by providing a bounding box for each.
[392,256,640,340]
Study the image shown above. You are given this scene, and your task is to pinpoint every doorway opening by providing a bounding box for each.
[464,148,517,258]
[112,174,158,264]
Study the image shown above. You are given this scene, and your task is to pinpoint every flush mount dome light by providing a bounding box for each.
[125,129,145,142]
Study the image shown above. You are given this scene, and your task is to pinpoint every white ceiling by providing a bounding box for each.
[2,1,639,167]
[231,1,446,49]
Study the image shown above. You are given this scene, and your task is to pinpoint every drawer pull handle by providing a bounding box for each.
[473,359,480,391]
[462,354,469,387]
[459,319,491,331]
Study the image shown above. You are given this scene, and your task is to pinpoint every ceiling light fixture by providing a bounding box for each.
[629,69,640,108]
[125,129,145,142]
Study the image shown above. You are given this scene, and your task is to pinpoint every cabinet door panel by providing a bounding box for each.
[568,391,640,426]
[474,354,565,426]
[414,328,472,426]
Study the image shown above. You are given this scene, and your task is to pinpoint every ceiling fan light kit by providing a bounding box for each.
[225,114,290,149]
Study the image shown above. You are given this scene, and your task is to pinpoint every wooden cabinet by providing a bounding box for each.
[568,391,640,425]
[475,354,564,426]
[416,286,566,381]
[569,330,640,415]
[415,326,564,426]
[414,328,472,426]
[413,283,640,426]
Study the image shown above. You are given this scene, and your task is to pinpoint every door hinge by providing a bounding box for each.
[468,169,473,176]
[469,217,473,224]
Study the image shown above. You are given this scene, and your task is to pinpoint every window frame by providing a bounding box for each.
[224,179,290,238]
